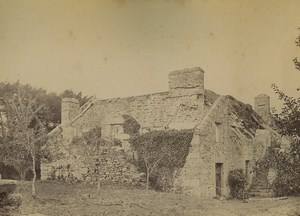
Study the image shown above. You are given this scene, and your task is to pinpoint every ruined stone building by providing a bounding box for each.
[43,67,286,197]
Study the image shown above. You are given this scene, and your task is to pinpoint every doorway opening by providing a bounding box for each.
[215,163,223,196]
[245,160,250,179]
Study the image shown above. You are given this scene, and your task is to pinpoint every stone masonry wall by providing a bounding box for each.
[61,98,81,142]
[45,68,206,187]
[62,67,205,141]
[46,67,277,198]
[169,67,204,97]
[41,134,143,185]
[174,96,268,197]
[71,91,204,139]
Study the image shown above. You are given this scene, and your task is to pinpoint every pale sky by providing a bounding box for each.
[0,0,300,109]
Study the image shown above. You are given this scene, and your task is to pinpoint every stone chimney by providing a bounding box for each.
[168,67,204,97]
[61,98,80,127]
[254,94,272,124]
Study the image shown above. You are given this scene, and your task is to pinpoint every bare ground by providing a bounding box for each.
[2,181,299,216]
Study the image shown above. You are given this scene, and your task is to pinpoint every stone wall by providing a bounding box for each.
[45,67,207,189]
[70,93,204,134]
[41,135,143,185]
[174,96,268,197]
[61,98,81,142]
[59,68,205,142]
[61,98,80,127]
[45,67,278,198]
[255,129,271,157]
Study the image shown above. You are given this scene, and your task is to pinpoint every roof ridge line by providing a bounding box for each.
[196,95,225,130]
[71,97,97,124]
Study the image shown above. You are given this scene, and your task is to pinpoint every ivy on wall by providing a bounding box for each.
[129,129,193,191]
[122,115,140,136]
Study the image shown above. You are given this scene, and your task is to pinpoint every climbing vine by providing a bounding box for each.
[129,129,193,191]
[122,115,140,136]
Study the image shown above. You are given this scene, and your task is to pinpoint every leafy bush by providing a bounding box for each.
[257,146,300,196]
[0,193,22,208]
[150,167,175,191]
[275,142,300,196]
[228,169,248,199]
[271,83,300,196]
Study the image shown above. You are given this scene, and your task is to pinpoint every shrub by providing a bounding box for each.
[228,169,248,199]
[271,83,300,196]
[257,145,300,196]
[0,193,22,208]
[150,167,175,191]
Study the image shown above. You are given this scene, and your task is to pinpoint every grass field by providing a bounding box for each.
[2,181,300,216]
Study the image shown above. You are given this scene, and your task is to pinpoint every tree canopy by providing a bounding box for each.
[0,84,47,197]
[267,28,300,196]
[0,82,90,187]
[0,82,90,132]
[293,28,300,71]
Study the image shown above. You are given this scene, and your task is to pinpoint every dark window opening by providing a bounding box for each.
[215,163,223,196]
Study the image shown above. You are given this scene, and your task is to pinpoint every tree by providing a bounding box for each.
[71,127,103,193]
[0,82,60,132]
[268,28,300,196]
[1,84,47,197]
[270,84,300,196]
[0,129,32,182]
[293,28,300,71]
[271,28,300,138]
[130,129,193,190]
[0,82,91,183]
[59,89,91,107]
[131,132,162,190]
[0,83,91,132]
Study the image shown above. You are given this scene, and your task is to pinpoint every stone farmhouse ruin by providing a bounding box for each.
[43,67,287,197]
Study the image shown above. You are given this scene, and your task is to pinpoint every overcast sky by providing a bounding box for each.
[0,0,300,109]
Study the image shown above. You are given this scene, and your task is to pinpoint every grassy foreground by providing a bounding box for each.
[2,181,300,216]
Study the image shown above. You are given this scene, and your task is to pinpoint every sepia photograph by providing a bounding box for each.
[0,0,300,215]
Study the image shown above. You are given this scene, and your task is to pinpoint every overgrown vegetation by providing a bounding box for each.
[228,96,262,137]
[71,127,104,192]
[228,169,248,199]
[0,82,91,181]
[130,129,193,191]
[0,82,91,132]
[0,82,92,196]
[257,145,300,196]
[0,84,47,197]
[266,28,300,197]
[293,27,300,71]
[122,114,140,136]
